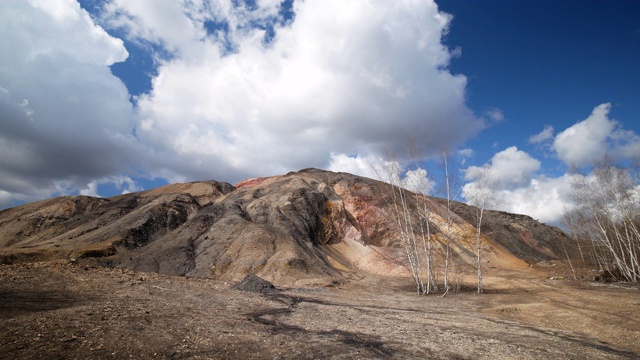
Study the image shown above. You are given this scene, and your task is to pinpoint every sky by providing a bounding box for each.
[1,0,639,226]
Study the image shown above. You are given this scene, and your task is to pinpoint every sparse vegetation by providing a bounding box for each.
[563,160,640,283]
[463,166,500,293]
[374,153,433,295]
[1,168,639,358]
[2,260,639,359]
[436,150,464,294]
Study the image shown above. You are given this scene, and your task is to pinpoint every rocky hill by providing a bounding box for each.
[0,169,574,286]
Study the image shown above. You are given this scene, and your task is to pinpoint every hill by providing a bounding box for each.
[0,169,575,286]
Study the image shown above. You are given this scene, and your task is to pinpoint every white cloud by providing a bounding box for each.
[79,176,142,197]
[492,175,576,224]
[460,104,640,225]
[462,146,574,224]
[102,0,208,57]
[402,167,436,195]
[458,148,474,165]
[553,103,640,167]
[485,107,504,122]
[458,148,474,158]
[328,153,380,180]
[529,125,554,144]
[553,103,614,167]
[464,146,540,190]
[24,0,128,66]
[101,0,285,60]
[1,0,481,208]
[0,0,138,206]
[329,153,434,195]
[108,0,482,182]
[611,128,640,160]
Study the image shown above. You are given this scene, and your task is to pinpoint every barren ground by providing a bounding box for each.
[1,261,638,359]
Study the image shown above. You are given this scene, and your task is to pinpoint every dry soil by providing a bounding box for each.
[1,261,639,359]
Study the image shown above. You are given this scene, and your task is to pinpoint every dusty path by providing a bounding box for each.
[1,261,638,359]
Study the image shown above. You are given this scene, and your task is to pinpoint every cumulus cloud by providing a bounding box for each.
[329,153,435,194]
[462,146,574,224]
[464,146,540,190]
[104,0,482,182]
[457,102,640,225]
[529,125,554,144]
[553,103,614,166]
[402,168,436,195]
[79,176,142,197]
[0,0,139,206]
[462,103,640,225]
[328,153,380,180]
[492,175,576,224]
[1,0,481,208]
[553,103,640,167]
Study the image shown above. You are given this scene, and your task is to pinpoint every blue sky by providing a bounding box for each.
[438,0,640,171]
[1,0,639,225]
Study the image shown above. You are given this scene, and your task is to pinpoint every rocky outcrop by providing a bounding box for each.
[232,274,279,293]
[0,169,574,285]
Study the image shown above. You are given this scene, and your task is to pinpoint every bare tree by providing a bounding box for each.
[374,153,424,294]
[464,167,500,293]
[436,150,463,293]
[405,142,439,294]
[564,160,640,283]
[373,150,437,295]
[418,193,438,294]
[560,209,588,281]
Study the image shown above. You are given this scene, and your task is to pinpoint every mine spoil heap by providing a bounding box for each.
[0,168,575,286]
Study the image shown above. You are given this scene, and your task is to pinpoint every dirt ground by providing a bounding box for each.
[1,261,638,359]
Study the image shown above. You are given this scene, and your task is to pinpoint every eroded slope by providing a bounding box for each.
[0,169,574,285]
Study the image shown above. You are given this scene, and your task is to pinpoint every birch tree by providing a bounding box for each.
[436,151,462,293]
[464,167,500,293]
[373,151,437,295]
[374,155,422,294]
[564,161,640,282]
